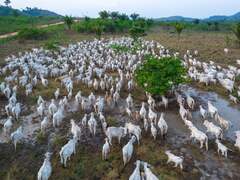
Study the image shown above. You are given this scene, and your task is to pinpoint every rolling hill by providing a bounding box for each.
[205,12,240,22]
[156,12,240,22]
[22,7,62,17]
[0,6,61,17]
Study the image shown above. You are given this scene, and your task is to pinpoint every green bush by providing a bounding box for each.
[232,23,240,46]
[129,26,146,41]
[74,11,153,35]
[110,42,143,54]
[135,56,187,95]
[110,44,129,53]
[36,131,47,144]
[174,23,185,40]
[17,28,48,40]
[64,15,74,30]
[44,40,60,51]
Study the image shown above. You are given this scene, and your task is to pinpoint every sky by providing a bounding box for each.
[1,0,240,18]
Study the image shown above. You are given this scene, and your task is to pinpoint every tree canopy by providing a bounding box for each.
[99,10,109,19]
[64,15,74,30]
[129,26,146,41]
[174,23,185,39]
[135,56,187,95]
[4,0,11,7]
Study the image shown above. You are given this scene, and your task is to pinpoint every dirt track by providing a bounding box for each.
[0,20,79,39]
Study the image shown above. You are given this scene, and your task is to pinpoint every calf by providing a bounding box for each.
[165,150,184,170]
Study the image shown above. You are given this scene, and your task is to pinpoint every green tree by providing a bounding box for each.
[174,23,185,40]
[213,22,219,31]
[4,0,11,6]
[130,13,140,21]
[99,10,109,19]
[232,23,240,46]
[93,20,104,39]
[146,18,154,27]
[129,26,146,41]
[206,22,212,31]
[12,10,20,17]
[84,16,90,22]
[118,13,129,20]
[134,18,147,28]
[95,26,103,39]
[193,19,200,24]
[135,56,187,95]
[110,11,120,20]
[64,16,74,30]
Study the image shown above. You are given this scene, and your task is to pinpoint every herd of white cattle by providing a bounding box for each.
[0,37,240,180]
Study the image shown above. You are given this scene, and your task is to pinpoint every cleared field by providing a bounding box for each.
[146,28,240,66]
[0,16,62,35]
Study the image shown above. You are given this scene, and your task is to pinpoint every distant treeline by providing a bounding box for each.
[155,21,237,32]
[74,11,154,34]
[0,5,61,17]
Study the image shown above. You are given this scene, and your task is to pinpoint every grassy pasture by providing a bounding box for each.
[0,16,62,35]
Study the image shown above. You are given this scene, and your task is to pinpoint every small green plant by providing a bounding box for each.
[129,26,146,41]
[17,28,47,40]
[94,23,104,39]
[224,35,231,47]
[36,131,47,144]
[174,23,185,40]
[110,42,143,54]
[52,135,65,147]
[44,40,60,51]
[110,44,129,53]
[106,117,117,126]
[232,23,240,46]
[206,22,212,31]
[64,15,74,30]
[213,22,219,31]
[135,56,187,95]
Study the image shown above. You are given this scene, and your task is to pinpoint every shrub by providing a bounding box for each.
[74,11,153,35]
[213,22,219,31]
[224,35,231,47]
[93,21,104,39]
[17,28,47,40]
[44,40,60,51]
[174,23,185,40]
[64,15,74,30]
[52,135,65,147]
[36,131,47,144]
[232,23,240,46]
[106,117,117,126]
[135,56,187,95]
[129,26,146,41]
[110,44,129,53]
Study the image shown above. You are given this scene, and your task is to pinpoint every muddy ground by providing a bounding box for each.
[0,82,240,180]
